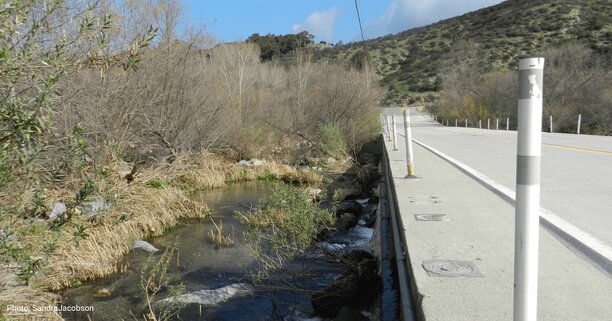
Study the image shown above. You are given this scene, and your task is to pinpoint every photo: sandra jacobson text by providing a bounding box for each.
[5,305,94,313]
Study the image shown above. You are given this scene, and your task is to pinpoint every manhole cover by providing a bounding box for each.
[422,260,483,277]
[414,214,447,221]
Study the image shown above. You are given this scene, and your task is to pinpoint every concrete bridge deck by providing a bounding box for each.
[383,107,611,321]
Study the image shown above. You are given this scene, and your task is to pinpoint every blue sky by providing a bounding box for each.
[183,0,505,44]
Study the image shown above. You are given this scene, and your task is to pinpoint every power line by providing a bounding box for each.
[354,0,365,41]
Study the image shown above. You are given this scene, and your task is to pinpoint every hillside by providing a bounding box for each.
[313,0,612,104]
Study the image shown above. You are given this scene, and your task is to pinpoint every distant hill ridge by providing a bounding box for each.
[312,0,611,103]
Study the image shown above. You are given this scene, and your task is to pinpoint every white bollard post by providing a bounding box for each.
[488,118,490,130]
[446,119,448,126]
[383,116,388,137]
[507,117,510,131]
[455,119,458,127]
[479,119,482,129]
[392,115,398,151]
[386,116,392,141]
[577,114,582,135]
[496,118,499,130]
[549,115,553,133]
[465,119,468,128]
[403,109,415,177]
[514,57,544,321]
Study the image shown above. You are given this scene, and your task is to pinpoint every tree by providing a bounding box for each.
[247,31,314,61]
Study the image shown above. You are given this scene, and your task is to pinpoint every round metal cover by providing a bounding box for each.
[414,214,447,221]
[422,260,483,277]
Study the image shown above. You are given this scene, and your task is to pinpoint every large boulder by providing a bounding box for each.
[336,213,358,232]
[133,240,159,253]
[335,200,364,217]
[156,283,255,307]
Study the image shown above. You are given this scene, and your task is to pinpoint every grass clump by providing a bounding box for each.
[145,179,170,189]
[139,238,186,321]
[237,184,334,276]
[207,220,234,248]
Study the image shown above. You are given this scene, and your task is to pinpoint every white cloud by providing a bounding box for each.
[293,7,340,42]
[365,0,504,39]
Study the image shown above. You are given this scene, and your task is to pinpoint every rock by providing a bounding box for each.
[336,200,363,216]
[363,211,377,228]
[48,202,67,220]
[308,188,323,201]
[250,159,265,166]
[133,240,159,253]
[367,195,380,204]
[82,198,108,216]
[336,213,358,232]
[340,190,368,201]
[312,250,381,318]
[0,229,17,242]
[315,228,334,242]
[156,283,255,307]
[238,159,266,167]
[317,242,347,253]
[93,288,112,298]
[357,152,377,166]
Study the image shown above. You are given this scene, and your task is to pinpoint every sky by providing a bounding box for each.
[183,0,505,44]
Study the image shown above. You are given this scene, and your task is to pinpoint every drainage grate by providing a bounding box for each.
[422,260,483,277]
[414,214,447,221]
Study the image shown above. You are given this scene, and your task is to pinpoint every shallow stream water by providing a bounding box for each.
[60,182,355,321]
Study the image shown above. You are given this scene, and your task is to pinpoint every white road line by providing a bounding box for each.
[406,136,612,275]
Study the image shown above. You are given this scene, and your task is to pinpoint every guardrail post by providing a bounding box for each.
[386,116,392,141]
[549,115,553,133]
[577,114,582,135]
[514,57,544,321]
[392,115,398,151]
[403,109,415,177]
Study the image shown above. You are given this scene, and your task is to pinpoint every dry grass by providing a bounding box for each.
[140,152,322,188]
[0,286,62,321]
[0,151,323,320]
[207,220,234,247]
[38,187,208,290]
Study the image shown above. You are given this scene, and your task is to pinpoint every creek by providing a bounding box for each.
[60,181,378,321]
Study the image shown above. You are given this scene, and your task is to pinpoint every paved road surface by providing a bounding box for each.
[384,107,612,250]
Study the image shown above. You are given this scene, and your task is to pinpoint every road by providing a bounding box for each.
[384,107,612,256]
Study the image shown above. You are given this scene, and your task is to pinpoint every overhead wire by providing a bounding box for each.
[354,0,365,41]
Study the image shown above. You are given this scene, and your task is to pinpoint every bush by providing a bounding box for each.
[238,184,334,276]
[316,123,349,158]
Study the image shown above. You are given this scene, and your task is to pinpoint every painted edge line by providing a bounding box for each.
[412,138,612,276]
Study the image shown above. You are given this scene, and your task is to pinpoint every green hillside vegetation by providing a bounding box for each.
[313,0,612,104]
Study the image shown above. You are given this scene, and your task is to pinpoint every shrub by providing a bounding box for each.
[237,184,334,276]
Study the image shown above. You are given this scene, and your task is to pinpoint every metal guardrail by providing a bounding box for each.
[381,139,419,321]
